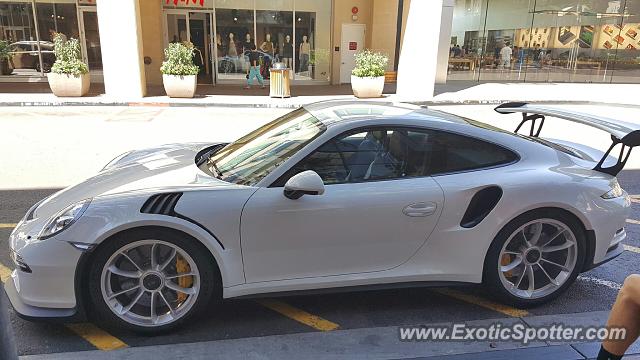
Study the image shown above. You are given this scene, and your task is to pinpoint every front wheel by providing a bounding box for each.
[483,209,586,307]
[88,230,217,333]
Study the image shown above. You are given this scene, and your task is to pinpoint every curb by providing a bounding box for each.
[3,99,640,109]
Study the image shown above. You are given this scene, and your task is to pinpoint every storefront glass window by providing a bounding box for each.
[215,0,253,80]
[35,0,78,73]
[163,0,332,84]
[255,0,293,80]
[448,0,640,84]
[0,1,37,75]
[295,0,332,82]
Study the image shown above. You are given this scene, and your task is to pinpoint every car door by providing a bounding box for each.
[240,127,445,283]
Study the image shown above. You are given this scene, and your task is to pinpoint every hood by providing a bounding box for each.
[32,143,228,220]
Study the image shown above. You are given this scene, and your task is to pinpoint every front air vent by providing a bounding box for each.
[140,193,183,215]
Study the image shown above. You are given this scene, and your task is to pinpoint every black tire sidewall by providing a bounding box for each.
[483,209,586,308]
[87,229,217,334]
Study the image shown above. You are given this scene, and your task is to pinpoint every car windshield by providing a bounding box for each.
[205,108,326,186]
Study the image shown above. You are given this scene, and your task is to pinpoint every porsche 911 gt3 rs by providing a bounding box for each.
[5,101,635,332]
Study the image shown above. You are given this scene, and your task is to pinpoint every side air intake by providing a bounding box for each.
[460,186,503,228]
[140,193,183,215]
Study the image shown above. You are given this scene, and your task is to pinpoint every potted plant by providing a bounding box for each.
[160,42,199,98]
[48,34,89,97]
[351,50,388,98]
[0,40,12,75]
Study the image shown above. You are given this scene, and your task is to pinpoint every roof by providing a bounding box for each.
[303,100,469,127]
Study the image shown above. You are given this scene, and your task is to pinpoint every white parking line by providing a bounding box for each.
[624,244,640,254]
[627,219,640,225]
[577,275,622,291]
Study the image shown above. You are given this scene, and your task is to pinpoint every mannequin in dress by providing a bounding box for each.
[282,35,293,68]
[260,33,274,57]
[228,32,238,57]
[299,35,311,74]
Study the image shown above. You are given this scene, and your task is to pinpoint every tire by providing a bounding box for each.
[87,229,218,333]
[483,209,586,308]
[218,60,234,74]
[35,62,51,73]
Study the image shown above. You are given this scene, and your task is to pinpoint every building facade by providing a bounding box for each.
[447,0,640,83]
[0,0,417,92]
[0,0,634,97]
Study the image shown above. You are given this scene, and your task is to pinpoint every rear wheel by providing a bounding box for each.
[88,230,217,333]
[484,209,586,307]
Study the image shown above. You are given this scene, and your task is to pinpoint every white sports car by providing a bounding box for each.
[5,101,636,332]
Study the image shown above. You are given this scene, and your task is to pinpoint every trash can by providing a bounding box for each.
[269,64,291,98]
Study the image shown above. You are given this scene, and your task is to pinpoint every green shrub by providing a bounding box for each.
[160,42,199,76]
[51,33,88,76]
[351,50,388,78]
[0,40,11,61]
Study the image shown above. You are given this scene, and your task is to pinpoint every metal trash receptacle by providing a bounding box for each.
[269,68,291,98]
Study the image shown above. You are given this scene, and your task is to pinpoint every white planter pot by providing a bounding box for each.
[48,72,90,97]
[351,75,385,98]
[163,74,197,98]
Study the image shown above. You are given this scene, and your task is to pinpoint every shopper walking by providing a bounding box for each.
[499,43,512,69]
[244,44,265,90]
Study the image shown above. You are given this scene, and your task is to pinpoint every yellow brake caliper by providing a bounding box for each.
[500,253,514,278]
[176,254,193,304]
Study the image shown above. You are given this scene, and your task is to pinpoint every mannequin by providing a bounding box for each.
[217,33,227,57]
[260,33,274,56]
[299,35,310,74]
[228,32,238,57]
[282,35,293,68]
[243,33,254,53]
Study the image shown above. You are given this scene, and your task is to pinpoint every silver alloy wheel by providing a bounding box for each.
[100,239,200,327]
[498,219,578,299]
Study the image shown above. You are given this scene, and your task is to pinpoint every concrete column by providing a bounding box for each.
[436,0,455,84]
[96,0,147,97]
[396,0,444,100]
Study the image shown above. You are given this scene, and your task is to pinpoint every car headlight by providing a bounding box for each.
[602,179,624,199]
[38,199,91,240]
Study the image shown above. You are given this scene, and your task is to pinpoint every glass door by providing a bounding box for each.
[214,0,254,81]
[78,9,102,71]
[164,10,214,84]
[189,12,213,84]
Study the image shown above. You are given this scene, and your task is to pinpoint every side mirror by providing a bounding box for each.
[283,170,325,200]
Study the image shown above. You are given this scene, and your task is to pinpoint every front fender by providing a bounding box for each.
[69,196,245,288]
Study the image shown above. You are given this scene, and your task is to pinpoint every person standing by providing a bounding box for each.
[532,45,542,69]
[500,43,512,69]
[244,44,265,89]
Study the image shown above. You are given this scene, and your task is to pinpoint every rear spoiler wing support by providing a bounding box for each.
[495,102,640,176]
[594,135,633,176]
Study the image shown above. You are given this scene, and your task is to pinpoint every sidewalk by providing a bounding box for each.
[2,81,639,108]
[18,310,640,360]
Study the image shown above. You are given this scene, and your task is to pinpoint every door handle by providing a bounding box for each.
[403,202,437,217]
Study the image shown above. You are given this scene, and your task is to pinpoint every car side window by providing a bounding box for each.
[274,127,518,187]
[426,130,518,175]
[279,128,433,185]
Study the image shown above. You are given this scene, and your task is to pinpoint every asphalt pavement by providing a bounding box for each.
[1,170,640,359]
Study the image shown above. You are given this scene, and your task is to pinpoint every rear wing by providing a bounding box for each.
[495,102,640,176]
